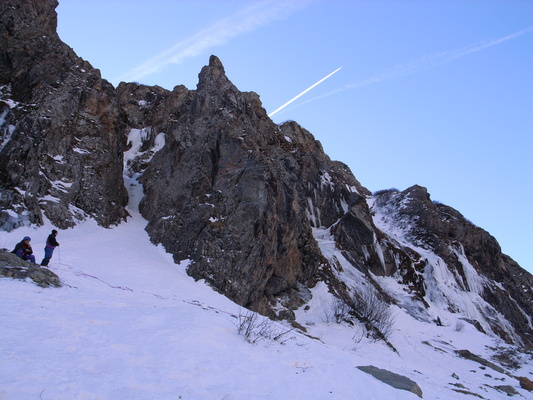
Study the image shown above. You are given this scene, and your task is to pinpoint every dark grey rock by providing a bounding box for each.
[455,350,505,374]
[357,365,423,398]
[132,56,367,316]
[495,385,519,396]
[0,250,61,287]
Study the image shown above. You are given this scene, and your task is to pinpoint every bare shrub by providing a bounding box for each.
[490,345,528,370]
[235,309,259,340]
[322,298,352,324]
[331,298,352,323]
[324,291,395,342]
[322,306,334,324]
[235,309,294,344]
[352,326,366,351]
[350,290,395,341]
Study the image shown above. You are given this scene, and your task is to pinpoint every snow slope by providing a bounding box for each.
[1,212,531,400]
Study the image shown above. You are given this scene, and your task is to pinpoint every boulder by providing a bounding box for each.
[357,365,423,398]
[455,350,505,374]
[517,376,533,391]
[0,250,61,287]
[495,385,519,396]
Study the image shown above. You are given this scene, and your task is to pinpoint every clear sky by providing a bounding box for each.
[55,0,533,273]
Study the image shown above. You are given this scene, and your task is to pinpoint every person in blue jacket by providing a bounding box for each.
[41,229,60,266]
[13,236,36,264]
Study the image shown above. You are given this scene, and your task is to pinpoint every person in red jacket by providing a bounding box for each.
[13,236,36,264]
[41,229,59,266]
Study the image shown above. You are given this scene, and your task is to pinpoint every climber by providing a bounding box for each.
[12,236,36,264]
[41,229,60,266]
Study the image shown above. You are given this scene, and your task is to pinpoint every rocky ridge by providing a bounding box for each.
[1,0,532,349]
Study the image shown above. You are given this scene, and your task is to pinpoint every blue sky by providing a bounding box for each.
[56,0,533,273]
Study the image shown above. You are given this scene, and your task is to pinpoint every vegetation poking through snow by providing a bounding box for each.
[235,309,294,344]
[326,291,396,345]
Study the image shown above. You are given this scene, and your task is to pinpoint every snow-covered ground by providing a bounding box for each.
[1,212,531,400]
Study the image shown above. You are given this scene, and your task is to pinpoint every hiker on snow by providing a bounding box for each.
[41,229,60,266]
[13,236,36,264]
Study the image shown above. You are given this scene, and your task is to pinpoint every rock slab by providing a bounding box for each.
[0,250,61,288]
[357,365,423,398]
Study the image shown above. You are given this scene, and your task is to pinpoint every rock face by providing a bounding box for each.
[370,187,533,346]
[1,0,532,348]
[0,0,128,230]
[121,56,367,314]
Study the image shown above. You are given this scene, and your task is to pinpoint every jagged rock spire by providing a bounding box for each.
[197,55,232,93]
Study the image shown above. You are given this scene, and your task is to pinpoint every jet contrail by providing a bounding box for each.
[282,26,533,113]
[268,67,342,117]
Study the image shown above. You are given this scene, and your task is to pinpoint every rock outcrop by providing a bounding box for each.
[0,0,128,230]
[1,0,532,348]
[370,187,533,346]
[120,56,368,314]
[0,250,61,287]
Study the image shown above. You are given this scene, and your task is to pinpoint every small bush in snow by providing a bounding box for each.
[490,345,528,370]
[327,291,395,342]
[323,298,352,324]
[333,298,353,324]
[235,310,259,340]
[351,327,366,351]
[350,290,395,341]
[235,309,293,344]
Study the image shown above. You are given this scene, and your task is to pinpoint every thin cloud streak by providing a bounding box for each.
[118,0,314,83]
[285,26,533,113]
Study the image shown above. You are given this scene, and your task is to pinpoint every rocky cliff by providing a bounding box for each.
[0,0,128,230]
[1,0,531,348]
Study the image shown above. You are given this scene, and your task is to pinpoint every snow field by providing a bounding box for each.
[0,212,531,399]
